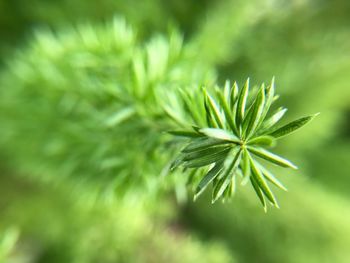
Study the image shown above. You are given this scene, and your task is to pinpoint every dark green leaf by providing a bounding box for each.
[168,130,202,138]
[183,146,230,161]
[182,138,230,153]
[184,148,231,168]
[269,113,319,138]
[249,153,279,207]
[170,154,185,170]
[194,162,224,200]
[212,149,242,202]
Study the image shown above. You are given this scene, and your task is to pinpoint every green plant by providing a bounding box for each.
[0,18,317,211]
[169,79,317,210]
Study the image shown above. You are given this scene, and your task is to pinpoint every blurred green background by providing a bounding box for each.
[0,0,349,262]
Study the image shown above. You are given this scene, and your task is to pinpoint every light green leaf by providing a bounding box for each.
[224,175,236,199]
[269,113,319,138]
[162,104,186,127]
[178,89,202,125]
[194,162,224,200]
[235,78,249,128]
[249,153,279,207]
[186,169,198,187]
[257,163,287,191]
[216,87,239,135]
[242,104,254,136]
[259,107,287,133]
[247,135,275,147]
[244,86,265,138]
[200,128,240,143]
[203,89,224,128]
[242,148,250,178]
[248,146,298,169]
[258,78,275,126]
[105,107,135,127]
[224,80,231,100]
[204,97,217,128]
[230,81,239,110]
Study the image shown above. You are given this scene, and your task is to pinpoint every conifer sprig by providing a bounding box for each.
[169,79,318,210]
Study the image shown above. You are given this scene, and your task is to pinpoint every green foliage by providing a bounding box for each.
[0,17,215,198]
[0,0,349,262]
[0,174,234,263]
[169,80,316,208]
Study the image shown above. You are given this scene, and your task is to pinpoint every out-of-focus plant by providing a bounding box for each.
[0,227,19,263]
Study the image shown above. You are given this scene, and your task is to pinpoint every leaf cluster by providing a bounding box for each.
[170,79,317,210]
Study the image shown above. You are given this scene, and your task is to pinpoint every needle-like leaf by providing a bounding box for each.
[200,128,240,143]
[182,138,230,153]
[269,113,319,138]
[184,148,231,168]
[224,80,231,100]
[183,146,230,161]
[250,176,267,212]
[258,78,275,127]
[167,130,203,138]
[204,98,217,128]
[244,86,265,138]
[194,161,224,200]
[178,89,202,125]
[224,175,236,199]
[248,136,275,147]
[230,81,239,111]
[259,107,287,133]
[242,148,250,178]
[257,163,287,191]
[203,89,225,129]
[212,149,242,202]
[248,153,279,207]
[235,78,249,128]
[216,88,239,135]
[248,146,298,169]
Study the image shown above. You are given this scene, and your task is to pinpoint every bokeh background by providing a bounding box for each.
[0,0,349,262]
